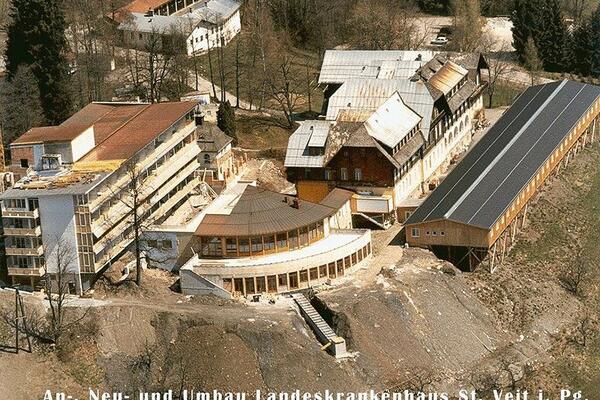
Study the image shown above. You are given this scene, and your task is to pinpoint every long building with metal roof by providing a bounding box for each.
[405,80,600,271]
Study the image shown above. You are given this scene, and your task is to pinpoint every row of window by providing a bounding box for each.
[306,167,362,181]
[221,243,372,296]
[199,222,325,258]
[410,228,445,238]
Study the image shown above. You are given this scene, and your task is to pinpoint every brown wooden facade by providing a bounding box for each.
[406,98,600,271]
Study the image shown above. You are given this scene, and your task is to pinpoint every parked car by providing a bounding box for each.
[431,35,449,46]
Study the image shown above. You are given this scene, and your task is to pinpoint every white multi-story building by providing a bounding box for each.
[285,50,487,226]
[115,0,241,56]
[1,101,205,292]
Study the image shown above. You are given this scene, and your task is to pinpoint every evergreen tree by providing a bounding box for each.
[523,37,543,85]
[5,0,73,125]
[590,4,600,77]
[512,0,542,62]
[217,101,237,145]
[0,66,44,146]
[565,20,592,76]
[536,0,567,72]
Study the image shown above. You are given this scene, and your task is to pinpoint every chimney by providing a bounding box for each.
[292,198,299,209]
[145,8,154,17]
[195,112,205,126]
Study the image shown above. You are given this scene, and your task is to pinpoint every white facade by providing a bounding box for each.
[38,195,82,292]
[186,11,241,55]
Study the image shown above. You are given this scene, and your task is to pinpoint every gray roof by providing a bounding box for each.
[120,0,239,33]
[184,0,240,25]
[325,79,435,137]
[364,92,422,148]
[318,50,438,84]
[197,124,233,152]
[120,12,197,34]
[406,80,600,230]
[284,120,331,168]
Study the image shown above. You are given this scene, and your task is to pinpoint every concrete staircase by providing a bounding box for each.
[291,293,348,358]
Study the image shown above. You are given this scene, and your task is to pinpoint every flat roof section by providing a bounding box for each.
[406,80,600,229]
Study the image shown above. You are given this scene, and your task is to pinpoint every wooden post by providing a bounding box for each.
[15,289,19,354]
[490,242,497,273]
[522,203,528,228]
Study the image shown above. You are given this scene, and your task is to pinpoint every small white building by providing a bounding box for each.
[115,0,241,56]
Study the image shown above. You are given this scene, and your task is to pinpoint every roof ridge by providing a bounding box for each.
[441,80,567,220]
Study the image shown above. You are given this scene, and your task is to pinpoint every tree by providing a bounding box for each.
[590,4,600,77]
[451,0,485,52]
[43,236,79,344]
[536,0,567,72]
[559,253,590,296]
[564,19,593,76]
[481,38,513,107]
[265,54,303,129]
[217,101,237,144]
[523,37,543,85]
[346,0,428,50]
[5,0,73,124]
[0,65,44,146]
[512,0,543,63]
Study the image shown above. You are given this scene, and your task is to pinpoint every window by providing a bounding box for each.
[226,238,237,256]
[288,229,299,249]
[324,169,333,180]
[162,240,172,249]
[148,240,158,248]
[354,168,362,181]
[251,237,263,254]
[20,159,29,168]
[276,233,287,249]
[204,154,211,164]
[264,235,276,252]
[340,168,348,181]
[411,228,420,237]
[202,237,222,257]
[304,168,311,179]
[432,231,437,236]
[238,238,250,255]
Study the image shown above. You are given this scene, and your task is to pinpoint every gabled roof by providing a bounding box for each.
[119,12,197,34]
[406,80,600,230]
[427,61,468,95]
[364,92,422,149]
[196,124,233,152]
[318,50,437,84]
[195,185,337,236]
[325,79,435,137]
[284,120,331,168]
[80,102,197,162]
[11,103,148,146]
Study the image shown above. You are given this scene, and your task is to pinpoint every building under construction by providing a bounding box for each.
[405,80,600,271]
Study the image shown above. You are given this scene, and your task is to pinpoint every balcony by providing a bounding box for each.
[3,226,42,236]
[5,245,44,257]
[7,267,45,277]
[1,208,39,218]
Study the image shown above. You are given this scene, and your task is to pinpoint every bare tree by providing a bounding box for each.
[559,253,590,296]
[479,38,514,108]
[0,236,88,346]
[265,54,303,129]
[43,236,79,344]
[451,0,485,52]
[347,0,427,50]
